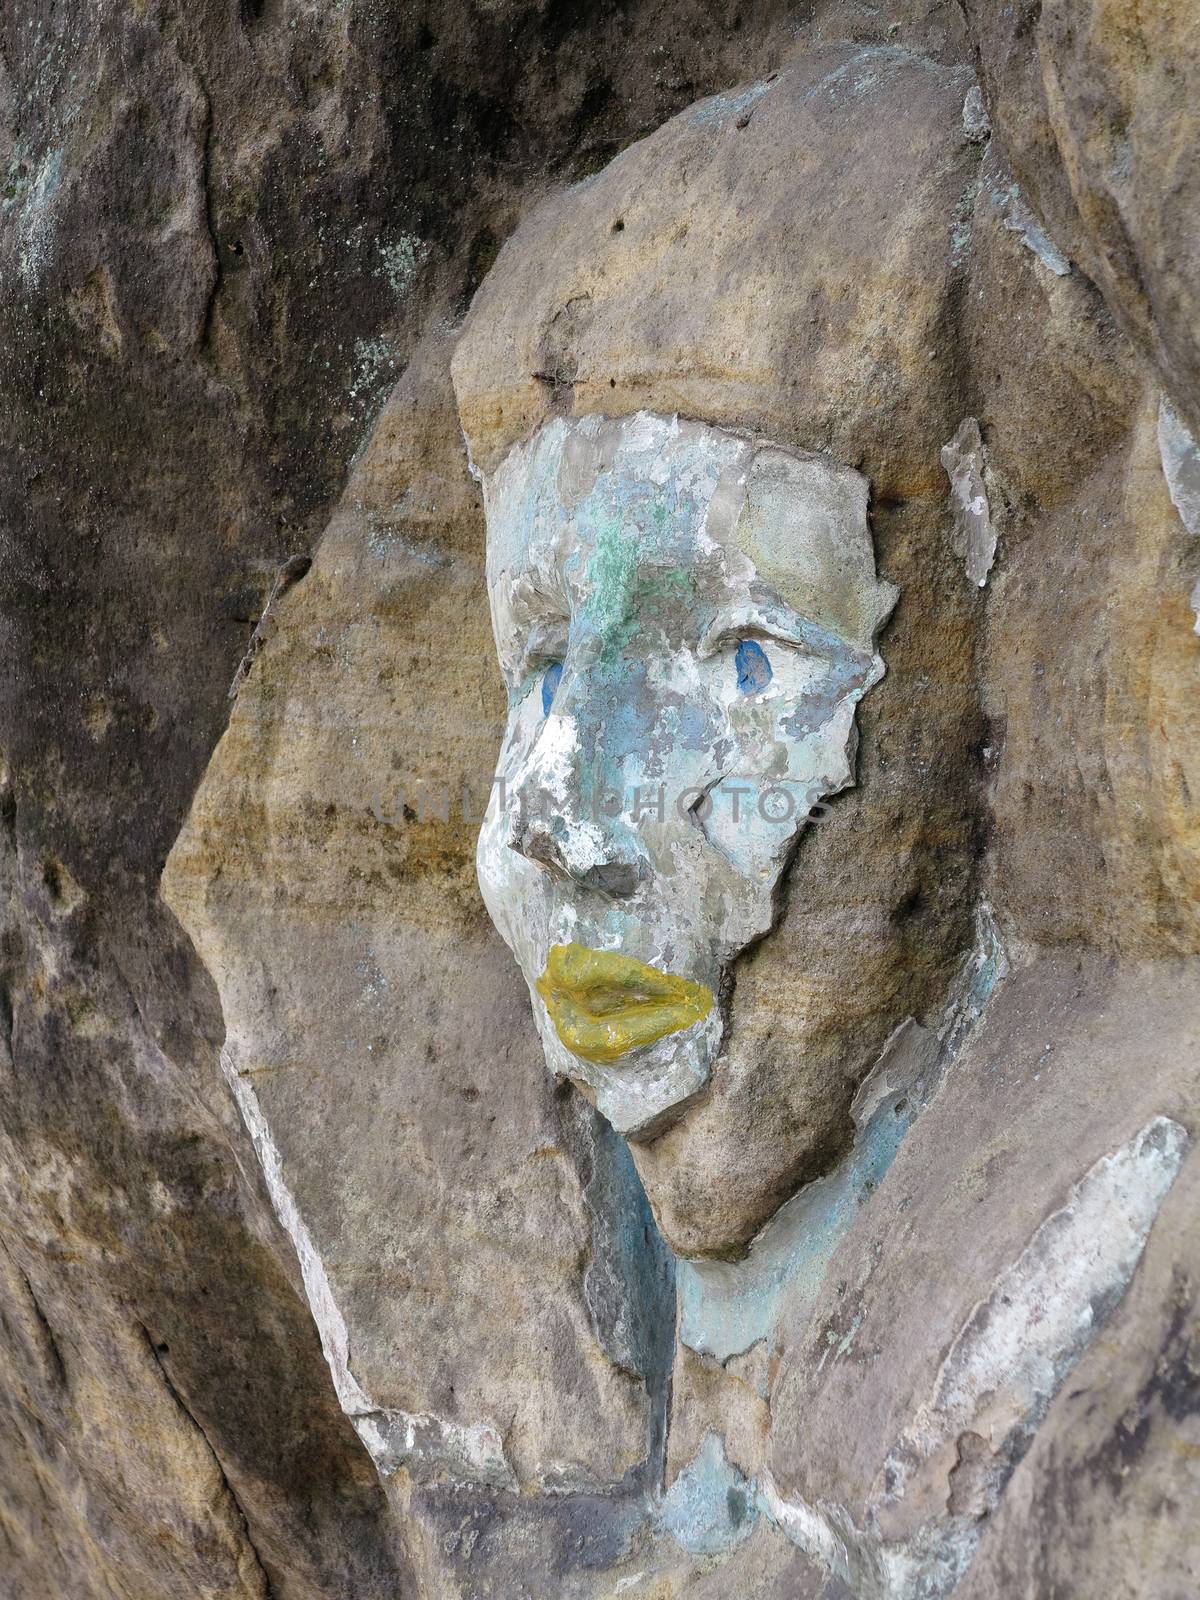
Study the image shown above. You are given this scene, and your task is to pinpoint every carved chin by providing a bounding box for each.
[536,993,724,1142]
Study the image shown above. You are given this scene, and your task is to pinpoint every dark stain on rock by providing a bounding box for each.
[1085,1270,1199,1496]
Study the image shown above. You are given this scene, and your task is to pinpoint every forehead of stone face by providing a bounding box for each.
[484,413,890,678]
[452,43,978,497]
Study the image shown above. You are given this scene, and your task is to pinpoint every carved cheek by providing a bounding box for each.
[725,694,786,774]
[650,695,726,792]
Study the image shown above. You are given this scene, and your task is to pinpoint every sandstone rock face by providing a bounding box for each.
[3,2,1199,1598]
[964,0,1200,444]
[0,0,805,1593]
[764,957,1196,1593]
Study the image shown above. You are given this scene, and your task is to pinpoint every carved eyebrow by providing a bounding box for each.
[699,602,872,673]
[494,568,571,682]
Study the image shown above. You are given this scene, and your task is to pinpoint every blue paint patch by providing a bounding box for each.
[602,680,656,761]
[541,660,563,716]
[577,1103,676,1483]
[735,639,772,695]
[659,1433,757,1556]
[677,700,712,752]
[678,1089,913,1361]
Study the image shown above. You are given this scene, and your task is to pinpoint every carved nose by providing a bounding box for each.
[508,676,650,896]
[511,812,645,899]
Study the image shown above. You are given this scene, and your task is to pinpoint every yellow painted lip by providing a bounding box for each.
[536,942,714,1064]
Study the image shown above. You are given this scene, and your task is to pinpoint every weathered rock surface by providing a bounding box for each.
[162,338,676,1497]
[765,955,1197,1594]
[964,0,1200,443]
[0,0,808,1592]
[453,44,980,495]
[2,1,1199,1597]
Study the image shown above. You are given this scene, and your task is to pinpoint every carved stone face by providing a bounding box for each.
[477,411,896,1141]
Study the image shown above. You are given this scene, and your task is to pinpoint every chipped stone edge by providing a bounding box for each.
[220,1046,518,1492]
[1157,395,1200,633]
[961,84,990,146]
[998,182,1070,276]
[940,417,998,588]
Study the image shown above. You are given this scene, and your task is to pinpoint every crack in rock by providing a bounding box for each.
[140,1323,276,1599]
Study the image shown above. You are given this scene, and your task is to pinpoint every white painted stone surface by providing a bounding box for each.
[475,411,896,1135]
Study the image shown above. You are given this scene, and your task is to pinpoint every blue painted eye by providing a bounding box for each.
[541,661,563,716]
[735,639,772,695]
